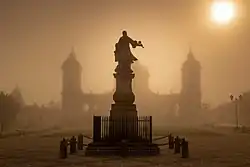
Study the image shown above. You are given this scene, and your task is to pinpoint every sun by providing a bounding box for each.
[210,0,236,25]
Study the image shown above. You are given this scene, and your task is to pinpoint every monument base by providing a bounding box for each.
[86,113,158,157]
[85,141,160,156]
[110,103,137,118]
[109,103,139,142]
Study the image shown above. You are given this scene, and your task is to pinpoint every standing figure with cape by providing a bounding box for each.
[114,31,144,72]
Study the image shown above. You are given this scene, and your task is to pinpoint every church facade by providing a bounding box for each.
[61,48,202,126]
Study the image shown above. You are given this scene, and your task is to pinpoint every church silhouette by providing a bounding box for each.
[61,48,202,126]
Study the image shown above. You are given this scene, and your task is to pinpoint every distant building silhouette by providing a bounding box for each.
[61,48,84,125]
[210,91,250,126]
[58,47,205,126]
[132,61,151,96]
[10,85,25,108]
[179,48,202,124]
[9,47,205,127]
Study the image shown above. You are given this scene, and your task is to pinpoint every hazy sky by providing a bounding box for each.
[1,0,250,106]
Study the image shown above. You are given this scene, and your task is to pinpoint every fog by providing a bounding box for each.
[1,0,250,131]
[0,0,249,107]
[3,2,250,167]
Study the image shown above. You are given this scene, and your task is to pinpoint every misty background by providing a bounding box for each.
[1,0,250,107]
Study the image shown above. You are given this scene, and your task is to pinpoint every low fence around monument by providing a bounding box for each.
[93,116,152,143]
[138,116,152,142]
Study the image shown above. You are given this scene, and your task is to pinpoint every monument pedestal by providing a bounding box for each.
[110,103,137,118]
[109,103,138,142]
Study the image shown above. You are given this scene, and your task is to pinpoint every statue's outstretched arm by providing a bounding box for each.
[128,37,143,48]
[128,37,137,47]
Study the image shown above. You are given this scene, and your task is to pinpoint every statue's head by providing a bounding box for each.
[122,30,127,36]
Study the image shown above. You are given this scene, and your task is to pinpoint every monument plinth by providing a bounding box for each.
[110,48,138,140]
[85,31,159,156]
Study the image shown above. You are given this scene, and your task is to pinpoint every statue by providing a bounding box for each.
[112,30,144,103]
[114,31,144,64]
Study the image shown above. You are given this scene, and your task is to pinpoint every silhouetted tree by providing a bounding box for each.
[0,91,20,132]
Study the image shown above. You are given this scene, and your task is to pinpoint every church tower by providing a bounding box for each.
[179,48,202,124]
[132,61,151,96]
[61,48,83,122]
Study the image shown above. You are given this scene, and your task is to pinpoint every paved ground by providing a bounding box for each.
[0,129,250,167]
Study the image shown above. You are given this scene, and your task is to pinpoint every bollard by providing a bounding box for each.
[70,136,77,154]
[168,134,174,149]
[174,136,181,154]
[77,134,84,150]
[181,138,189,158]
[60,138,68,159]
[120,140,128,157]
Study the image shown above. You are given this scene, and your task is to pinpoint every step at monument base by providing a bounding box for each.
[85,142,160,156]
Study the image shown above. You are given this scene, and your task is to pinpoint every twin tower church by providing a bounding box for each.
[61,48,202,126]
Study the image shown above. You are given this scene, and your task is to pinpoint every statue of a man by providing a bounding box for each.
[114,31,144,63]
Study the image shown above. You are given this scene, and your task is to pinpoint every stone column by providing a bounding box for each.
[113,63,135,104]
[110,61,138,142]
